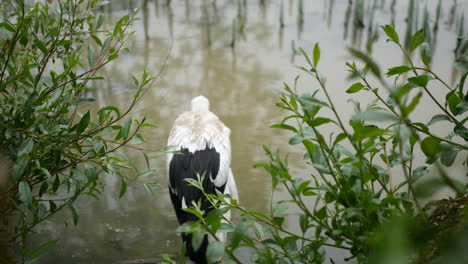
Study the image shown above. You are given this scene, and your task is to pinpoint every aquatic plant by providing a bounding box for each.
[0,0,156,262]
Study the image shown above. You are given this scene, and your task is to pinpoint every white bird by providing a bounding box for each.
[167,96,238,264]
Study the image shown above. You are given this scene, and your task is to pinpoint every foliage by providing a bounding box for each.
[172,25,468,264]
[0,0,155,261]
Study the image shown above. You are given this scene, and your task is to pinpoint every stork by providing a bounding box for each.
[167,96,238,264]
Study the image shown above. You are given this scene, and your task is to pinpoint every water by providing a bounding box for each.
[30,0,467,263]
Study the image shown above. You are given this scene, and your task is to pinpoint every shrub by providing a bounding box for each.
[0,0,155,262]
[172,25,468,264]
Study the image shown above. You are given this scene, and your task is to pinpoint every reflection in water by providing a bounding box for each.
[343,1,352,39]
[143,0,149,40]
[167,3,174,38]
[327,0,335,28]
[404,0,416,49]
[448,0,457,27]
[31,1,467,263]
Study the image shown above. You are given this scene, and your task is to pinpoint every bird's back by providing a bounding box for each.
[168,111,230,153]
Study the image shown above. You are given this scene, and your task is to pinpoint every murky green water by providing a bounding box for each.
[30,0,467,263]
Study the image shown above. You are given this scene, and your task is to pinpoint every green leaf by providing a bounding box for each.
[346,82,365,93]
[270,124,298,133]
[74,98,95,106]
[411,166,428,183]
[69,204,79,225]
[49,201,57,213]
[420,42,432,66]
[39,182,48,197]
[26,240,59,259]
[0,22,16,33]
[353,110,399,121]
[87,45,95,66]
[231,220,254,249]
[311,117,332,127]
[71,169,87,183]
[420,136,441,157]
[96,14,104,29]
[92,35,103,47]
[303,140,316,157]
[119,178,127,198]
[303,189,317,196]
[405,92,422,114]
[121,117,132,140]
[108,53,119,62]
[84,164,97,182]
[177,222,198,233]
[299,214,308,233]
[453,124,467,142]
[98,106,121,118]
[52,176,60,192]
[206,241,225,264]
[34,39,47,54]
[19,181,32,207]
[334,133,347,145]
[98,0,111,6]
[313,43,320,66]
[427,114,451,126]
[409,29,425,51]
[17,139,34,157]
[192,226,204,251]
[289,134,303,145]
[81,76,104,81]
[381,25,400,44]
[76,111,91,135]
[440,145,460,166]
[393,82,418,99]
[100,37,111,56]
[348,47,382,78]
[129,134,145,145]
[386,66,412,76]
[352,124,387,140]
[272,203,287,217]
[413,122,429,133]
[316,207,327,219]
[254,222,265,239]
[12,157,29,182]
[446,91,462,115]
[206,207,229,227]
[299,48,313,67]
[143,152,150,170]
[459,73,468,97]
[408,75,429,87]
[137,169,155,178]
[298,94,328,108]
[456,101,468,115]
[185,178,203,190]
[454,58,468,72]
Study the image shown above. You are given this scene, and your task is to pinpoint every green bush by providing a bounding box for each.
[0,0,155,262]
[172,25,468,264]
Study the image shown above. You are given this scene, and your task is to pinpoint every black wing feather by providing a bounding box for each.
[168,146,226,264]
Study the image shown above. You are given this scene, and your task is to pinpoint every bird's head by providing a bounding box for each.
[191,96,210,112]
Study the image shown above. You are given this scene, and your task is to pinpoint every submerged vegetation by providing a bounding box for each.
[0,0,156,262]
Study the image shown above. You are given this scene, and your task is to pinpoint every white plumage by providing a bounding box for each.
[167,96,237,199]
